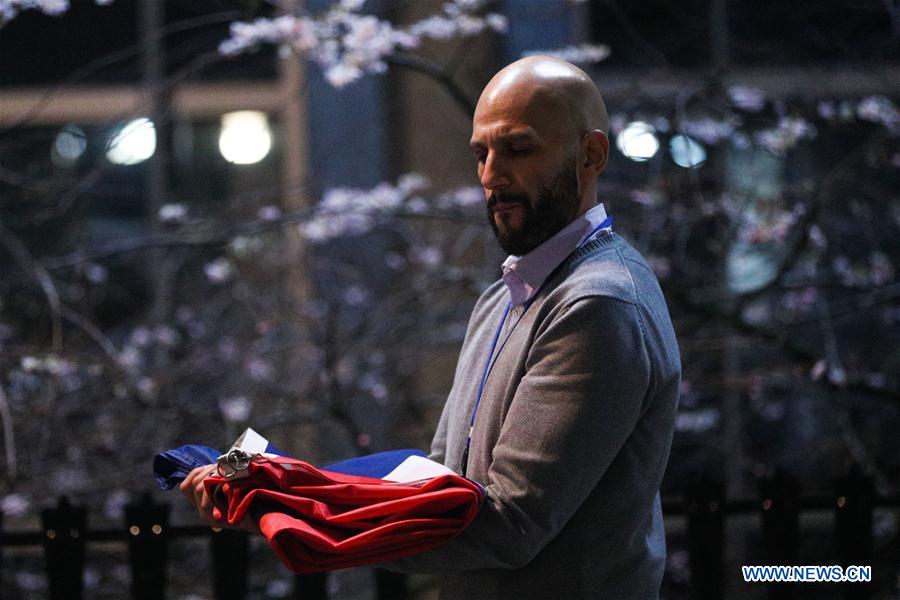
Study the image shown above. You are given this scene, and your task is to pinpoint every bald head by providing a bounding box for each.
[476,55,609,136]
[470,57,611,255]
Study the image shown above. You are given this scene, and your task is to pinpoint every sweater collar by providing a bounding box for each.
[501,203,610,307]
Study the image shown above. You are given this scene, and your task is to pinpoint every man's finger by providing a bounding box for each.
[193,467,217,510]
[179,465,207,494]
[180,464,217,507]
[197,480,212,513]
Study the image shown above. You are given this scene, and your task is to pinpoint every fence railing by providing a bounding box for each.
[1,467,896,599]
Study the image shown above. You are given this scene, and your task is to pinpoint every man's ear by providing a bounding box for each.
[582,130,609,175]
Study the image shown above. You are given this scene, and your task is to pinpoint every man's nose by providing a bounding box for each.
[480,152,510,192]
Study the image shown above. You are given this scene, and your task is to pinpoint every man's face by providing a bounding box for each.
[469,88,582,256]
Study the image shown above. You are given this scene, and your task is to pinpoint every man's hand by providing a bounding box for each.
[178,464,259,533]
[180,463,223,526]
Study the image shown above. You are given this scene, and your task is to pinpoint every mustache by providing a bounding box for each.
[487,193,529,210]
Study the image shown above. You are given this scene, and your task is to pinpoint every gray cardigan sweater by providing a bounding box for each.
[387,233,681,599]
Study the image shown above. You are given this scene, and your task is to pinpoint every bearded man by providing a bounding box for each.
[184,56,680,599]
[381,56,681,599]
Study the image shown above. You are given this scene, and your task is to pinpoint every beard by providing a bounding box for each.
[486,162,580,256]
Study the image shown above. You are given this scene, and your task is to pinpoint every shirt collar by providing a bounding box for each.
[501,203,609,307]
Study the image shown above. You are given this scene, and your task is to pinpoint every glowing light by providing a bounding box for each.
[669,134,706,168]
[52,125,87,167]
[218,111,272,165]
[106,118,156,165]
[616,121,659,162]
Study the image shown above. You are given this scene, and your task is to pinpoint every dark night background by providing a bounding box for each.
[0,0,899,598]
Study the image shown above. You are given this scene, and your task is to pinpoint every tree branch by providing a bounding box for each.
[386,52,477,118]
[0,221,63,350]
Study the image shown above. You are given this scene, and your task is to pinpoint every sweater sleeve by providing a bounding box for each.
[427,399,450,464]
[384,295,652,572]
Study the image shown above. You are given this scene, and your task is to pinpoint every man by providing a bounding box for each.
[184,56,680,599]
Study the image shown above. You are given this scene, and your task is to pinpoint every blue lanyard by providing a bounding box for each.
[460,215,613,477]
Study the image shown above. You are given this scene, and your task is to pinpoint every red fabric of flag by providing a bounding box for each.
[204,455,484,573]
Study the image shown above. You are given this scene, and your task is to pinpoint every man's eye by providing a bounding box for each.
[509,147,532,155]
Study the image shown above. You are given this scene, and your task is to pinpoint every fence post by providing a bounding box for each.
[211,528,249,600]
[125,492,170,600]
[835,466,874,600]
[759,470,799,600]
[375,568,407,600]
[294,572,328,600]
[686,476,724,600]
[42,496,86,600]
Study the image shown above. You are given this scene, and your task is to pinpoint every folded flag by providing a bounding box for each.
[155,429,485,573]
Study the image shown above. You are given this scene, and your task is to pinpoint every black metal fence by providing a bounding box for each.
[1,467,896,599]
[672,466,897,600]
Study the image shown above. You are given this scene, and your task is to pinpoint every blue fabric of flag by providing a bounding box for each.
[153,445,222,490]
[322,449,427,478]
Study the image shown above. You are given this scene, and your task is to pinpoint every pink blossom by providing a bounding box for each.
[257,205,282,221]
[219,396,252,423]
[629,189,662,207]
[437,186,483,209]
[810,359,826,381]
[359,372,388,402]
[754,117,816,156]
[817,100,836,120]
[204,258,234,283]
[807,224,827,249]
[342,285,369,305]
[675,408,720,433]
[158,203,188,224]
[1,0,112,23]
[154,325,179,347]
[857,95,899,131]
[14,573,44,592]
[117,346,141,372]
[84,262,108,284]
[130,326,152,347]
[325,63,363,88]
[303,176,432,241]
[398,173,429,193]
[1,493,30,518]
[681,117,735,145]
[827,366,847,386]
[727,86,766,112]
[1,0,68,21]
[868,251,894,286]
[219,2,506,88]
[413,246,442,268]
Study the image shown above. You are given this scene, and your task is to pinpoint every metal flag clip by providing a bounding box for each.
[216,448,256,478]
